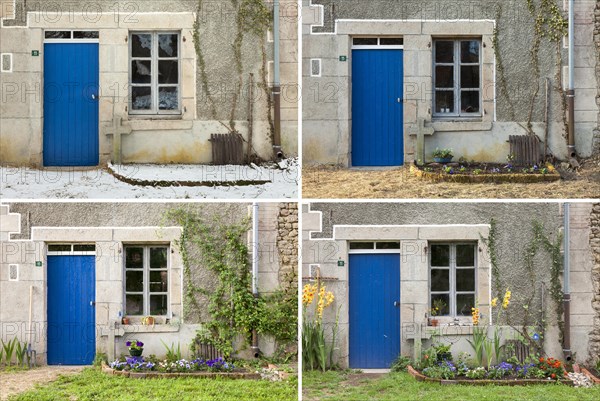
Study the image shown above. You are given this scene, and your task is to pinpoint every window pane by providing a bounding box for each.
[376,242,400,249]
[73,244,95,252]
[435,66,454,88]
[460,91,480,113]
[349,242,374,250]
[126,294,143,315]
[125,247,144,269]
[48,244,71,252]
[150,271,168,292]
[456,268,475,291]
[132,87,152,110]
[461,41,479,63]
[125,271,144,292]
[435,41,454,63]
[461,66,480,89]
[431,294,450,316]
[353,37,378,46]
[150,248,168,269]
[131,34,152,57]
[158,87,179,110]
[435,91,455,114]
[45,31,71,39]
[131,60,152,84]
[158,34,178,57]
[150,295,168,315]
[431,244,450,266]
[431,269,450,291]
[73,31,99,39]
[380,37,403,45]
[456,294,475,316]
[159,61,179,84]
[456,244,475,266]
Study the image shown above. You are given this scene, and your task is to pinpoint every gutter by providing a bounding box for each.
[563,203,572,362]
[272,0,283,160]
[567,0,576,157]
[251,202,260,358]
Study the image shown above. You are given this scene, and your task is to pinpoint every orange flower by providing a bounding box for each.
[539,358,544,363]
[551,373,556,379]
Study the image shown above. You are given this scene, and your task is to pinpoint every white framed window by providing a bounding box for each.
[352,37,404,49]
[1,53,13,73]
[429,243,476,317]
[348,241,401,253]
[124,245,169,316]
[47,244,96,255]
[129,32,181,115]
[310,59,322,77]
[433,39,482,118]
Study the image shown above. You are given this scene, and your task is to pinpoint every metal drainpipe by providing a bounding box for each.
[272,0,283,160]
[567,0,576,157]
[251,202,260,358]
[563,203,572,362]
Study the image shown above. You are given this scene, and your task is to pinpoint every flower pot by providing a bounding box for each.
[129,348,143,357]
[122,317,130,325]
[430,318,439,327]
[434,157,453,164]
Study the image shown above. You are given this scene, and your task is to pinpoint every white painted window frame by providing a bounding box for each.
[124,245,170,317]
[129,31,181,116]
[433,39,482,119]
[47,243,96,256]
[1,53,13,73]
[351,37,404,50]
[43,30,100,44]
[429,242,477,317]
[348,241,401,254]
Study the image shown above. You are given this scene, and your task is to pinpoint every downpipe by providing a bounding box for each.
[251,202,260,358]
[563,203,572,362]
[272,0,283,161]
[567,0,577,158]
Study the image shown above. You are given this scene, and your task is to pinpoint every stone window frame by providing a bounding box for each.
[428,242,477,318]
[432,38,482,119]
[123,244,170,317]
[129,31,182,116]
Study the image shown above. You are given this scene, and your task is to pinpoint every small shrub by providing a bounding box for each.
[465,367,486,379]
[93,352,108,367]
[473,169,483,175]
[390,355,411,372]
[515,363,536,378]
[487,362,513,379]
[161,340,182,363]
[422,361,457,380]
[433,148,454,159]
[537,357,565,379]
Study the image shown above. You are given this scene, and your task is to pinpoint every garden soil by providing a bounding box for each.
[0,366,85,400]
[303,156,600,199]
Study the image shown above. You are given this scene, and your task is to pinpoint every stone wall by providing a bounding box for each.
[589,203,600,365]
[594,2,600,154]
[277,202,298,289]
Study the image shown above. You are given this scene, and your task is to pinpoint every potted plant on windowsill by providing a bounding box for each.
[126,340,144,357]
[429,298,447,327]
[432,148,454,163]
[141,316,155,326]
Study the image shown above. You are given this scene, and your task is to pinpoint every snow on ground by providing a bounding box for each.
[0,159,298,199]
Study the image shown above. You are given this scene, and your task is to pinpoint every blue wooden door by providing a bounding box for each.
[43,43,99,166]
[351,49,404,166]
[349,253,400,368]
[47,255,96,365]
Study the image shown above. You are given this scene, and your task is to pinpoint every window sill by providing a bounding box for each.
[428,120,492,132]
[122,324,181,334]
[127,119,193,131]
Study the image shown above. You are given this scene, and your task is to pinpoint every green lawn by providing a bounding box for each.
[303,371,600,401]
[9,368,298,401]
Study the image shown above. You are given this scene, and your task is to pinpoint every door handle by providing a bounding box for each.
[91,94,97,100]
[393,301,400,307]
[90,301,96,307]
[397,98,403,103]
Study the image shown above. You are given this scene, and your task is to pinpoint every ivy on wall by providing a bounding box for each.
[165,208,297,359]
[192,0,274,143]
[484,218,564,354]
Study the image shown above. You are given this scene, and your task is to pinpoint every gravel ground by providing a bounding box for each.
[302,156,600,199]
[0,366,85,400]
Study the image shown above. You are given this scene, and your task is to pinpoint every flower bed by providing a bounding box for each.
[103,357,261,380]
[407,357,572,386]
[410,163,561,183]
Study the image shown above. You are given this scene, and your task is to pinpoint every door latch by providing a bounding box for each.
[91,94,97,100]
[393,301,400,307]
[90,301,96,307]
[397,98,403,103]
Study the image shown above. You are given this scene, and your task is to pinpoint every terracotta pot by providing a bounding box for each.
[430,319,439,327]
[122,317,130,325]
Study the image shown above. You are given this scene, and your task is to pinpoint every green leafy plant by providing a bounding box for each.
[0,346,3,366]
[433,148,453,159]
[422,361,457,380]
[15,341,27,367]
[390,355,412,372]
[93,352,108,367]
[161,340,182,363]
[473,168,483,175]
[2,338,17,366]
[302,279,336,371]
[465,367,486,379]
[467,326,486,368]
[430,298,447,317]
